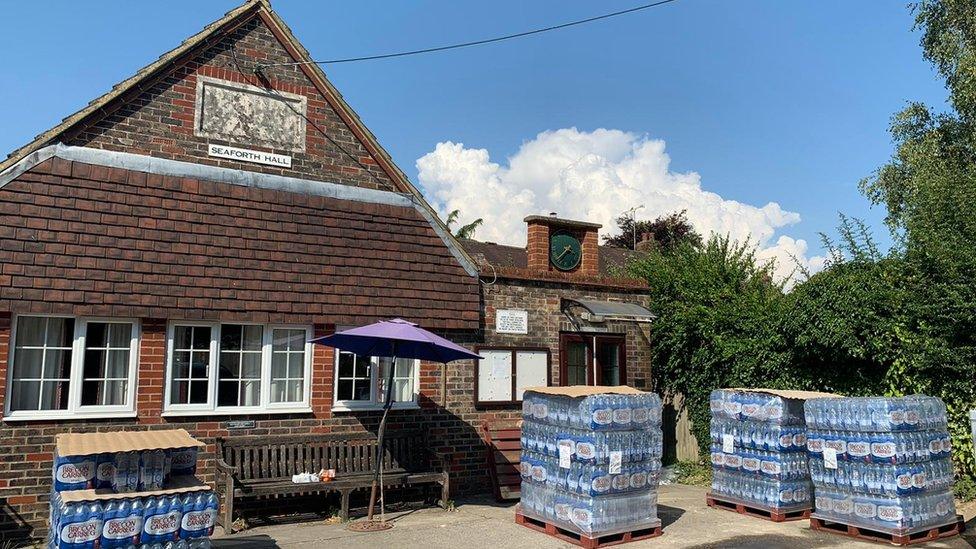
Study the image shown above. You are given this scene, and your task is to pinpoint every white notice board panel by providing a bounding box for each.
[515,350,548,400]
[478,350,513,402]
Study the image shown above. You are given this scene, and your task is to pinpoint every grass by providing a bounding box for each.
[672,460,712,487]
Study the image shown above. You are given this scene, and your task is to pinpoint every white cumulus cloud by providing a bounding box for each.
[416,128,825,284]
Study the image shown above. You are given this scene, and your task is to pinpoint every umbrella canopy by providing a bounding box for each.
[311,317,480,525]
[310,318,481,363]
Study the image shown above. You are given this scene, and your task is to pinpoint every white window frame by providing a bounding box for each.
[331,351,419,412]
[4,314,140,421]
[162,322,312,416]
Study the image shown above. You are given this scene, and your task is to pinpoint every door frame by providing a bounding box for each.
[559,332,627,386]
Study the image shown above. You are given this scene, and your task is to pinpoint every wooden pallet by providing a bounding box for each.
[809,514,965,546]
[706,492,810,522]
[515,509,663,548]
[480,419,522,501]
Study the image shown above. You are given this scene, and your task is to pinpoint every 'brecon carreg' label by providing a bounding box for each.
[181,510,216,534]
[55,459,96,490]
[143,511,181,542]
[103,516,142,542]
[60,519,102,546]
[847,440,871,460]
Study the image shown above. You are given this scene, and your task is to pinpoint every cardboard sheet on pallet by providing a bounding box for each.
[525,385,645,398]
[58,475,210,503]
[727,388,839,400]
[55,429,205,457]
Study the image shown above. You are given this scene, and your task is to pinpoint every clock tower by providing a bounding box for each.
[525,213,602,275]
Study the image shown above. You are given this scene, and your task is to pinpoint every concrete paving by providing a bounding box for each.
[214,484,976,548]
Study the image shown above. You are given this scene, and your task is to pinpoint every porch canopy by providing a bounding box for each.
[563,298,656,323]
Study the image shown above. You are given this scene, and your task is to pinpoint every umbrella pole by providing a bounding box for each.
[367,348,397,522]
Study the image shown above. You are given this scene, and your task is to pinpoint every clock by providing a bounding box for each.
[550,232,582,271]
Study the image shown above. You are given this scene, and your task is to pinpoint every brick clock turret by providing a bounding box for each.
[525,214,602,276]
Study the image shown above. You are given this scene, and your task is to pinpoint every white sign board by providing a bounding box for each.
[495,309,528,334]
[477,350,513,402]
[208,144,292,168]
[514,351,548,400]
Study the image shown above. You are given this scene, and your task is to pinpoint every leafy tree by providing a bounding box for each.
[603,210,702,251]
[445,209,484,240]
[628,235,791,451]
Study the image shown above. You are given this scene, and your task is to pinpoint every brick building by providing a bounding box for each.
[0,1,661,541]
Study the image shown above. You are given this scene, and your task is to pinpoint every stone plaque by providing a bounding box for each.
[195,76,307,151]
[225,420,256,430]
[496,309,528,334]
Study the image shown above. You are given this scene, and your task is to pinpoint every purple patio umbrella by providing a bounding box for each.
[311,318,481,523]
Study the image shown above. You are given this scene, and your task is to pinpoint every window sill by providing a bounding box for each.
[331,402,420,413]
[161,407,313,418]
[3,410,138,422]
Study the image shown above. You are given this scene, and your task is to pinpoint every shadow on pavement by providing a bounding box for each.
[681,533,844,549]
[658,503,685,528]
[213,534,280,548]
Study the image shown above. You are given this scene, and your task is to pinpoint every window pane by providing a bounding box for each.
[12,348,43,379]
[337,379,354,401]
[354,382,370,401]
[190,352,209,379]
[218,352,240,379]
[43,349,72,379]
[86,322,107,348]
[174,326,193,350]
[15,317,46,346]
[218,381,238,407]
[242,325,263,351]
[81,380,101,406]
[11,380,40,411]
[271,380,287,402]
[40,380,69,410]
[288,353,303,378]
[286,380,302,402]
[221,325,242,351]
[241,353,261,379]
[106,350,129,378]
[191,327,211,350]
[46,318,74,348]
[189,380,208,404]
[395,358,412,378]
[103,380,126,406]
[241,380,260,406]
[108,324,132,348]
[338,353,355,378]
[171,380,189,404]
[83,349,105,379]
[271,353,287,380]
[172,351,191,379]
[354,355,370,378]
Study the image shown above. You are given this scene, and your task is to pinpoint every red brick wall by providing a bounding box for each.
[63,13,397,192]
[0,316,490,541]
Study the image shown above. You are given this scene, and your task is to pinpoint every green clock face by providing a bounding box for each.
[550,232,582,271]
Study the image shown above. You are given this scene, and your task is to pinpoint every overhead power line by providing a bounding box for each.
[256,0,679,70]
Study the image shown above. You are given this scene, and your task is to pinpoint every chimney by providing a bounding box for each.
[635,233,656,253]
[524,214,602,275]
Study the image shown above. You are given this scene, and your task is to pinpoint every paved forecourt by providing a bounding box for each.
[214,484,976,548]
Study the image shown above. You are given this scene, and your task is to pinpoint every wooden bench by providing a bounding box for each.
[480,419,522,501]
[215,430,449,530]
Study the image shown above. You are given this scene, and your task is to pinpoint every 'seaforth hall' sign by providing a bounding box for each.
[208,144,292,168]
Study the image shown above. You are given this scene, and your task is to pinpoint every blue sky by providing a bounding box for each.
[0,1,949,275]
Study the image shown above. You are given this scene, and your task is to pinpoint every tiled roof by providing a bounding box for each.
[0,158,480,330]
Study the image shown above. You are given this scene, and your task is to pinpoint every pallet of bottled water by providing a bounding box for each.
[805,396,960,536]
[48,489,217,549]
[708,389,821,517]
[518,387,663,541]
